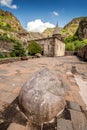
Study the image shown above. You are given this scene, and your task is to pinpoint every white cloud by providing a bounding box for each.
[0,0,17,9]
[53,11,59,16]
[26,19,55,33]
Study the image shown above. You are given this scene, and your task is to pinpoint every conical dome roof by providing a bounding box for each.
[53,22,60,35]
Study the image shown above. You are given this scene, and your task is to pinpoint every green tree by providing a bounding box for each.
[10,41,26,57]
[64,36,78,43]
[64,35,87,51]
[28,41,42,55]
[75,40,87,50]
[66,42,75,51]
[0,52,5,58]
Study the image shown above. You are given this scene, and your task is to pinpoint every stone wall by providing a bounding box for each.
[77,45,87,61]
[65,51,77,56]
[54,38,65,56]
[0,57,21,64]
[0,56,32,64]
[36,37,54,56]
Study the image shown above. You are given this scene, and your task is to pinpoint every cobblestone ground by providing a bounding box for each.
[0,56,87,109]
[0,56,87,129]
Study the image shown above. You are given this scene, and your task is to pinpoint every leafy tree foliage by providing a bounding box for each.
[66,42,75,51]
[6,23,11,28]
[64,36,78,43]
[64,35,87,51]
[10,41,26,57]
[28,41,42,55]
[75,40,87,50]
[0,52,5,58]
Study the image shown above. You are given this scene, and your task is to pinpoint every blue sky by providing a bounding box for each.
[0,0,87,32]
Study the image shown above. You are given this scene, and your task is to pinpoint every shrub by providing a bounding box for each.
[0,33,19,43]
[0,33,9,41]
[6,24,11,28]
[66,42,75,51]
[10,41,26,57]
[75,40,87,50]
[64,35,78,43]
[0,52,5,58]
[28,41,42,55]
[64,35,87,51]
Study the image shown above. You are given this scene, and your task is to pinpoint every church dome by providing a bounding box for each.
[53,22,60,35]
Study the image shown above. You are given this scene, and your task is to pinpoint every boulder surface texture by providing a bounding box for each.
[19,68,67,125]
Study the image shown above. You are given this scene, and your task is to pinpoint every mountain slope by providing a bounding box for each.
[63,17,87,37]
[64,17,87,51]
[42,28,54,37]
[0,9,43,47]
[43,17,87,38]
[0,9,26,44]
[0,9,23,32]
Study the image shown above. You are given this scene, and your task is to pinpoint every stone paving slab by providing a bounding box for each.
[72,91,85,106]
[0,91,17,104]
[69,109,86,130]
[57,118,73,130]
[67,101,81,112]
[81,105,87,119]
[7,123,25,130]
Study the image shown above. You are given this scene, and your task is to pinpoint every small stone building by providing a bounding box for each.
[28,24,65,57]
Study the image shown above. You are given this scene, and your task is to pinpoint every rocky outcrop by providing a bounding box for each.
[0,40,13,51]
[77,45,87,61]
[64,17,83,29]
[75,18,87,40]
[63,17,87,38]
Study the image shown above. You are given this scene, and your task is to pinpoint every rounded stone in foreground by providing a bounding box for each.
[18,68,66,125]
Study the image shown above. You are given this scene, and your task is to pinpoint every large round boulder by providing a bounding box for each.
[18,68,67,125]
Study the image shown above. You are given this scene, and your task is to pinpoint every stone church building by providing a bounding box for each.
[28,24,65,57]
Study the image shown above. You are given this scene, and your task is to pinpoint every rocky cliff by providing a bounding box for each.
[77,44,87,61]
[75,18,87,40]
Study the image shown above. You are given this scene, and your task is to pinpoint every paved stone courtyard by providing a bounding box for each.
[0,56,87,130]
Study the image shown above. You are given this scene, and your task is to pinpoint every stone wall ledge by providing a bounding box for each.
[0,56,32,64]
